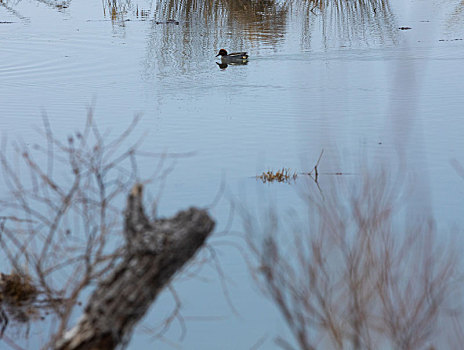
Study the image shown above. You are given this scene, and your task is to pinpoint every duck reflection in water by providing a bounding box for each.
[216,49,248,69]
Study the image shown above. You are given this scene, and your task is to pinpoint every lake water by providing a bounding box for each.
[1,0,464,348]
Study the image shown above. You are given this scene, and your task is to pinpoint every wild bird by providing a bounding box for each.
[215,49,248,64]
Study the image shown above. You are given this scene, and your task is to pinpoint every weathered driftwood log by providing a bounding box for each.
[55,184,215,350]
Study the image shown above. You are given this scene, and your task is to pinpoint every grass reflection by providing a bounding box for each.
[446,0,464,37]
[34,0,70,10]
[150,0,396,46]
[0,0,70,14]
[293,0,397,48]
[103,0,131,21]
[140,0,397,77]
[152,0,288,47]
[2,0,398,50]
[0,0,26,21]
[101,0,397,47]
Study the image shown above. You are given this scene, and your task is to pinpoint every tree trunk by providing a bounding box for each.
[55,184,215,350]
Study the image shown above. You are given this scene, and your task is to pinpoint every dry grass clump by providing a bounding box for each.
[257,151,324,184]
[0,272,38,306]
[0,271,40,337]
[257,168,298,183]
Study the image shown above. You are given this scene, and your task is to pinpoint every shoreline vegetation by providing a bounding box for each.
[246,167,463,349]
[0,114,215,349]
[0,116,463,349]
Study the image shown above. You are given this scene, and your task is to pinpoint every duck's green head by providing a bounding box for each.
[216,49,228,57]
